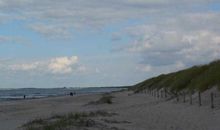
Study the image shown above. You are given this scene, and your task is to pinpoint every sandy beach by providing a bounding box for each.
[0,90,220,130]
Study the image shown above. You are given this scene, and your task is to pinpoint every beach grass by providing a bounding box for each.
[88,93,114,105]
[133,60,220,94]
[22,110,116,130]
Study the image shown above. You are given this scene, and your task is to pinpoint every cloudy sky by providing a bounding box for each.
[0,0,220,88]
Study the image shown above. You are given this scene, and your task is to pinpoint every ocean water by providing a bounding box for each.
[0,87,125,101]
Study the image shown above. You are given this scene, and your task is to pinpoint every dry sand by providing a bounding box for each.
[0,90,220,130]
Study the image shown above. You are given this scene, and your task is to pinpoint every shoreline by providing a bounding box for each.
[0,87,125,103]
[0,92,105,105]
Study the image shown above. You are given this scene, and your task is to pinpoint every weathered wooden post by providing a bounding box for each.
[190,92,192,105]
[183,92,186,103]
[176,93,179,102]
[157,90,159,98]
[165,89,167,98]
[198,92,201,106]
[211,92,214,109]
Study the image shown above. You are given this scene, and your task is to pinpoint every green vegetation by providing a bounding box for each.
[132,60,220,94]
[22,110,116,130]
[98,94,114,104]
[88,93,114,105]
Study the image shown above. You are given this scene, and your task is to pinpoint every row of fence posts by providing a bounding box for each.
[146,89,215,109]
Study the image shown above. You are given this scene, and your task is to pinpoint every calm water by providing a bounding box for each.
[0,87,125,101]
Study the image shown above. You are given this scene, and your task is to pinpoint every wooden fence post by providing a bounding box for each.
[165,89,167,98]
[190,92,192,105]
[183,92,186,103]
[176,93,179,102]
[198,92,201,106]
[157,90,159,98]
[211,92,214,109]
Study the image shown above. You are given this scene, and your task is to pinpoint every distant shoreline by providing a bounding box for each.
[0,87,126,102]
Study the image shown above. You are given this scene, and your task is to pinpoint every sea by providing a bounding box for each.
[0,87,126,102]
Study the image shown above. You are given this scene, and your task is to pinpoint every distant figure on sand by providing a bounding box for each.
[23,95,26,99]
[70,92,76,96]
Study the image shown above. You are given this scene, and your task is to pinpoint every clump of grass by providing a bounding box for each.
[98,95,114,104]
[88,110,117,117]
[22,111,116,130]
[88,94,114,105]
[23,112,90,130]
[102,119,131,124]
[22,118,47,130]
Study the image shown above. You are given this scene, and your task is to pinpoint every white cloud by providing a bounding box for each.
[118,12,220,68]
[0,0,218,38]
[136,61,185,75]
[174,61,185,69]
[0,35,28,44]
[10,62,40,71]
[0,0,220,86]
[48,56,78,74]
[136,64,152,72]
[77,66,87,72]
[29,23,71,39]
[6,56,84,74]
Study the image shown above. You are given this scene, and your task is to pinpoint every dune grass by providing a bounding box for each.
[88,93,114,105]
[22,110,116,130]
[132,60,220,94]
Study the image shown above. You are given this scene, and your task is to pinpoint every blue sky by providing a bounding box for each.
[0,0,220,88]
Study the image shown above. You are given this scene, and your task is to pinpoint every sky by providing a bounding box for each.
[0,0,220,88]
